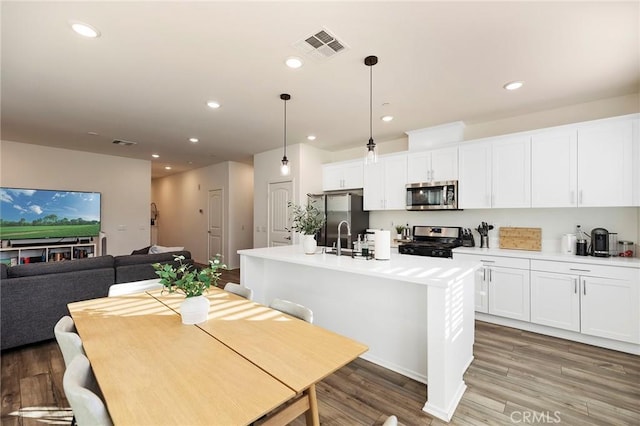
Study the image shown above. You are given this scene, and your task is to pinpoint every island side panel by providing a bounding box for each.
[423,272,475,422]
[241,255,429,383]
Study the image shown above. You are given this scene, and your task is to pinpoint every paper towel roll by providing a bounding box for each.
[374,230,391,260]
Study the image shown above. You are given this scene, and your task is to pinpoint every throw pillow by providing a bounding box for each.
[149,245,185,254]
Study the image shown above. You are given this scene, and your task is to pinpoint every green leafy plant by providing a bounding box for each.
[152,254,227,298]
[287,200,325,235]
[395,225,405,234]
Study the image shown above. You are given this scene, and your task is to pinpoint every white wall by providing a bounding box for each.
[151,161,253,268]
[252,143,330,248]
[0,140,151,255]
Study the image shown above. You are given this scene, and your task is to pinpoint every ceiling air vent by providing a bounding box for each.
[294,28,348,61]
[112,139,137,146]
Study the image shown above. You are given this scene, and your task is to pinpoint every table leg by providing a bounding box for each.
[304,384,319,426]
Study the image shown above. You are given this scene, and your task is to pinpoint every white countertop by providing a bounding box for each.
[238,245,479,288]
[453,246,640,269]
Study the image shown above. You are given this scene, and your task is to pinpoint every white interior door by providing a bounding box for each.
[268,180,293,246]
[208,189,223,259]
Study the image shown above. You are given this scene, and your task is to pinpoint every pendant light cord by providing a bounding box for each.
[283,98,287,157]
[369,64,373,141]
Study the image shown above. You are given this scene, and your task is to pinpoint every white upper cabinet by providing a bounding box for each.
[458,141,492,209]
[577,117,633,207]
[634,117,640,206]
[406,146,458,184]
[491,135,531,208]
[531,127,578,207]
[363,153,407,211]
[322,160,364,191]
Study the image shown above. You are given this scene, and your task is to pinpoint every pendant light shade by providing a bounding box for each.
[280,93,291,176]
[364,55,378,165]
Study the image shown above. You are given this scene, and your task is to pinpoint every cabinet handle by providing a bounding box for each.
[480,260,495,263]
[569,268,590,272]
[573,278,577,294]
[482,268,486,282]
[583,279,586,295]
[488,268,492,282]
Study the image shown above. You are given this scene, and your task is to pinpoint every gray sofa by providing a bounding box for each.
[0,250,192,350]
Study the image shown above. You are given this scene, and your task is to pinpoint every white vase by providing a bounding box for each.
[180,295,209,325]
[302,234,317,255]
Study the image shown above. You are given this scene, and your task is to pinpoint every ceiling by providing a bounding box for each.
[2,1,638,178]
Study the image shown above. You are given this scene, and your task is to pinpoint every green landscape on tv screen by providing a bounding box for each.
[0,188,101,240]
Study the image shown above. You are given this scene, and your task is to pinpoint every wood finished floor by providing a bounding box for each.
[2,268,639,425]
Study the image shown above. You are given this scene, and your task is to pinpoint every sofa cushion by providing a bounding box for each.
[113,251,191,267]
[7,255,115,278]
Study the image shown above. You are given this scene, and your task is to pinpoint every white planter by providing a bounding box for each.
[302,234,317,255]
[180,295,209,325]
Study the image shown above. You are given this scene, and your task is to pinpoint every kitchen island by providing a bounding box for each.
[239,245,479,422]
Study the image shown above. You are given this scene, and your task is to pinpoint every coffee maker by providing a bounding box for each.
[591,228,610,257]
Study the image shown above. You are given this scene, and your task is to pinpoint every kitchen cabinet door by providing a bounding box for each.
[475,267,489,313]
[577,118,633,207]
[530,271,580,332]
[363,154,407,210]
[406,152,430,183]
[531,128,578,208]
[492,135,531,208]
[488,266,530,321]
[322,160,364,191]
[458,141,492,209]
[384,154,408,210]
[431,147,458,182]
[363,161,385,210]
[580,275,640,344]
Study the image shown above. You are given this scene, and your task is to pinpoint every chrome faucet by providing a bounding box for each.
[337,220,351,256]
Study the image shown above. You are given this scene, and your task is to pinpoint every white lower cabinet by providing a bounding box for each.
[530,260,640,344]
[530,271,580,332]
[455,253,530,321]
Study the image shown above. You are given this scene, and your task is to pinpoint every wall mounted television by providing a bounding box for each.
[0,187,101,242]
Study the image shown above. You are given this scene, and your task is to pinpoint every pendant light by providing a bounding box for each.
[364,55,378,165]
[280,93,291,175]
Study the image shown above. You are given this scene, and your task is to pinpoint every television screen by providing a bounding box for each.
[0,187,101,240]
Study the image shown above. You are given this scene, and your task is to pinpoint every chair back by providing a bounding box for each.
[383,415,398,426]
[269,298,313,323]
[108,280,163,296]
[54,316,86,367]
[63,354,113,426]
[223,282,254,300]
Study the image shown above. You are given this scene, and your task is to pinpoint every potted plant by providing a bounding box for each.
[395,224,405,240]
[288,200,325,254]
[152,254,227,324]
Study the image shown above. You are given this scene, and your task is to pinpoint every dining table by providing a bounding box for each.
[68,285,368,426]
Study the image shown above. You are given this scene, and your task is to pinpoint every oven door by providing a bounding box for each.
[406,181,458,210]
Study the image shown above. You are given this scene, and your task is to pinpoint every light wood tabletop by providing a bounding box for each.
[68,293,296,426]
[150,287,369,393]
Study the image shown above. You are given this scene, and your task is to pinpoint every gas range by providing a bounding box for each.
[398,226,463,258]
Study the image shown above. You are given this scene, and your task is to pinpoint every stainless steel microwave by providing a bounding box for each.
[406,180,458,210]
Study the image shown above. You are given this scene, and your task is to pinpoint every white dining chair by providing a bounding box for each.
[54,316,86,368]
[269,298,313,323]
[382,415,398,426]
[108,279,163,296]
[63,354,113,426]
[223,282,254,300]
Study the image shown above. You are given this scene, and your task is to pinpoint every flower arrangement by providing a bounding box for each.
[152,254,227,298]
[288,200,325,235]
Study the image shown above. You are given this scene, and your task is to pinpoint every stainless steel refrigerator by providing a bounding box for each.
[307,191,369,249]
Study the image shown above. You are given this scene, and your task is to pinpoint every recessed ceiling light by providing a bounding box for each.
[504,81,524,91]
[87,131,99,136]
[189,138,199,143]
[307,135,316,141]
[381,115,394,122]
[152,154,160,158]
[164,166,172,170]
[207,101,220,109]
[70,21,100,38]
[285,57,303,69]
